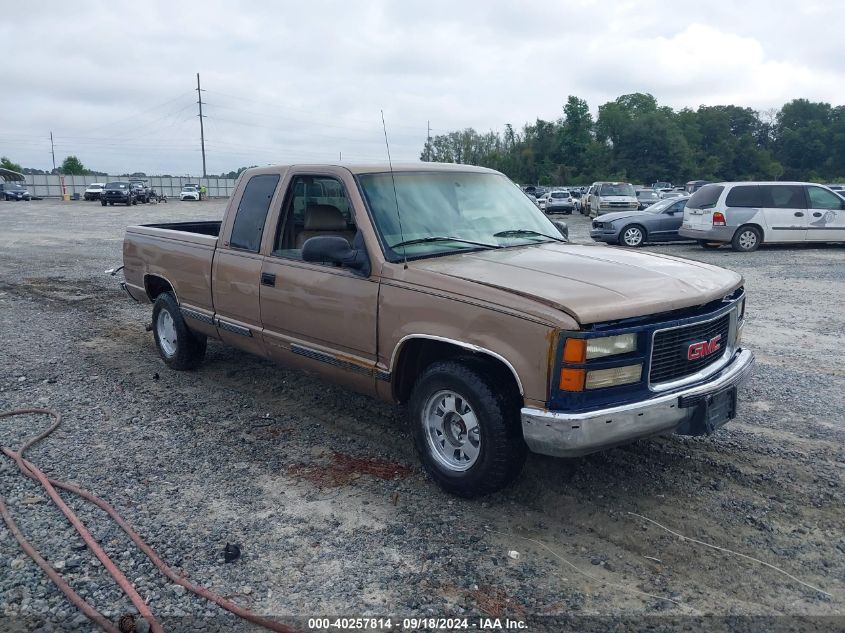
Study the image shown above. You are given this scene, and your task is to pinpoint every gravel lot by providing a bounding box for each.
[0,199,843,632]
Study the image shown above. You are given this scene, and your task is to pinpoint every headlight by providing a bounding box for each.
[585,364,642,389]
[563,333,637,362]
[586,333,637,359]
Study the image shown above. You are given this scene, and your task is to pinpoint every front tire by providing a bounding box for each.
[620,224,646,247]
[152,292,207,370]
[409,360,526,497]
[731,226,762,252]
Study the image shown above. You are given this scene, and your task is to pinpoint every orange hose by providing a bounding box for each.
[0,498,121,633]
[1,408,300,633]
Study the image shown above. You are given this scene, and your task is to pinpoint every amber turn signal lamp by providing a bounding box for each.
[563,338,586,363]
[559,368,586,391]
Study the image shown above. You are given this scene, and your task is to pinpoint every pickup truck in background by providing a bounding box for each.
[121,163,754,497]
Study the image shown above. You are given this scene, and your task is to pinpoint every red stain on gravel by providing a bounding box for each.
[288,451,413,488]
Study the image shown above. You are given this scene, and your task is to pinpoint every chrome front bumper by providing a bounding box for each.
[521,349,755,458]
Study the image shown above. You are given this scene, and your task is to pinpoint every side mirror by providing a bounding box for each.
[302,235,370,276]
[552,220,569,241]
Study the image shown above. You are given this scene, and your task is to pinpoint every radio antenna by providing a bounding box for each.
[380,110,408,268]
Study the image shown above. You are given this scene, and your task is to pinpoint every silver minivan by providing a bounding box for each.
[679,182,845,252]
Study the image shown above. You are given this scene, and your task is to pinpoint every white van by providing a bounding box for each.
[679,182,845,251]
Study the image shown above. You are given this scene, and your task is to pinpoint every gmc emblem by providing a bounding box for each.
[688,335,722,361]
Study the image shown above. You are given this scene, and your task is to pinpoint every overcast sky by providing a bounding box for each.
[2,0,844,176]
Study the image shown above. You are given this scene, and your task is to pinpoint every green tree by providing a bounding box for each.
[0,156,23,173]
[60,155,87,175]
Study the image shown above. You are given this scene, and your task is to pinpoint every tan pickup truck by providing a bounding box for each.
[122,163,754,497]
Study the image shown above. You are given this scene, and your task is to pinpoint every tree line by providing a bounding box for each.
[420,93,845,186]
[0,155,254,179]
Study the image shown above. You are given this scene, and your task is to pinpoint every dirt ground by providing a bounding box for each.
[0,198,843,632]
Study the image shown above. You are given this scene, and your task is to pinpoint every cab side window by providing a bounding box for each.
[272,176,356,260]
[230,174,280,252]
[807,186,844,209]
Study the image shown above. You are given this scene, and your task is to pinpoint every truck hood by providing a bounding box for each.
[410,243,742,325]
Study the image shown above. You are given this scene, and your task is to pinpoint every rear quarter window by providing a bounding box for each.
[725,185,763,208]
[686,184,724,209]
[230,174,280,252]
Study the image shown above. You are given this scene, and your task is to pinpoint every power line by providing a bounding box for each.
[204,89,437,133]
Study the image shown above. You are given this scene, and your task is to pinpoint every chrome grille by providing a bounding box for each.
[650,313,731,384]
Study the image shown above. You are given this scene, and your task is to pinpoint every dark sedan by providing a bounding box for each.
[590,196,690,247]
[1,182,32,201]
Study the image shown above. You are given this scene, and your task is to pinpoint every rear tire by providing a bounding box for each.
[101,201,107,207]
[731,226,762,252]
[152,292,207,370]
[408,360,526,497]
[698,240,721,250]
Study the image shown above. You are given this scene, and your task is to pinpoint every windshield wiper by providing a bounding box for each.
[389,236,501,250]
[493,229,567,243]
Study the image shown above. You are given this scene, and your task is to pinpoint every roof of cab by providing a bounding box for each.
[240,162,500,177]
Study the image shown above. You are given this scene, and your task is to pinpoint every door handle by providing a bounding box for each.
[794,212,804,217]
[260,272,276,287]
[813,212,823,217]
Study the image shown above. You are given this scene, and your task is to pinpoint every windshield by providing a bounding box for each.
[6,183,24,190]
[182,186,197,191]
[550,191,569,199]
[105,182,128,189]
[358,171,563,260]
[637,190,659,200]
[599,183,636,197]
[647,198,683,214]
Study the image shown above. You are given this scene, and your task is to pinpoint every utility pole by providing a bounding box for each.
[50,131,56,172]
[426,120,432,161]
[196,73,207,178]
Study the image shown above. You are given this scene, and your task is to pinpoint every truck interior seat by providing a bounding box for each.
[295,204,355,248]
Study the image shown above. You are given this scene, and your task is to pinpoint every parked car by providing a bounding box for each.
[591,196,690,247]
[101,181,136,206]
[129,179,152,203]
[120,162,752,497]
[635,189,661,209]
[180,186,200,201]
[1,182,32,201]
[544,189,575,214]
[84,183,105,201]
[585,182,639,217]
[679,182,845,252]
[685,180,711,194]
[660,191,683,199]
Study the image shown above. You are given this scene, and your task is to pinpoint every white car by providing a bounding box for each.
[180,186,200,201]
[84,183,105,201]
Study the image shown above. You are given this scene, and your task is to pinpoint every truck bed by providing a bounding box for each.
[123,221,220,309]
[142,220,222,236]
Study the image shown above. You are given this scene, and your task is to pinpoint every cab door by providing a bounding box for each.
[211,171,283,356]
[806,185,845,241]
[258,169,380,396]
